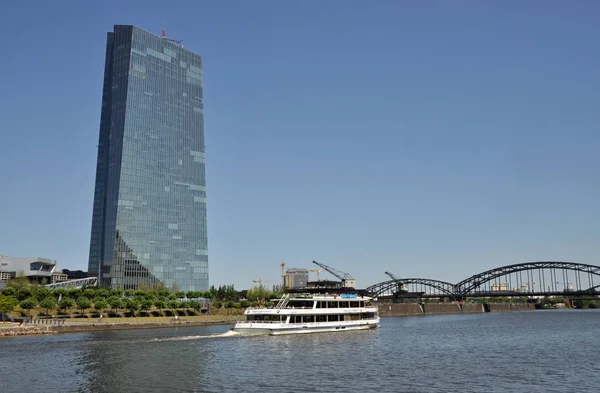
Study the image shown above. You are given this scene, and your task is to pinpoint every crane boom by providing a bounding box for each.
[385,271,408,292]
[312,261,356,288]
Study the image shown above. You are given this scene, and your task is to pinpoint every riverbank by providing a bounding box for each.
[1,303,538,337]
[0,315,240,337]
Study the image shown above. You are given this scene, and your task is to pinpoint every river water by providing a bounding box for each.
[1,310,599,392]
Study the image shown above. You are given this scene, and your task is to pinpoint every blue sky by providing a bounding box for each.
[0,1,598,289]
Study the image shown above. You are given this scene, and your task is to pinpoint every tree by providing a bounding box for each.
[208,285,217,300]
[154,288,169,299]
[20,298,38,316]
[188,300,201,313]
[34,287,52,302]
[94,297,108,313]
[153,299,166,314]
[141,299,154,314]
[77,296,92,315]
[167,300,179,312]
[247,286,272,302]
[110,288,123,298]
[124,289,135,298]
[39,297,56,315]
[97,288,110,299]
[0,295,19,321]
[83,289,96,299]
[107,296,123,313]
[58,297,75,312]
[53,288,67,299]
[7,272,30,290]
[134,290,146,298]
[67,288,82,300]
[16,287,32,301]
[123,298,139,315]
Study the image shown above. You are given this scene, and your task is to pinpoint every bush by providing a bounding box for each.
[1,287,16,296]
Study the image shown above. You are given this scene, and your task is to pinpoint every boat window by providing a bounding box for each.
[340,301,349,308]
[327,315,339,322]
[316,315,327,322]
[304,315,314,323]
[290,300,313,309]
[350,301,359,308]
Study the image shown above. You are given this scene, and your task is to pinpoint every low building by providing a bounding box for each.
[0,254,57,285]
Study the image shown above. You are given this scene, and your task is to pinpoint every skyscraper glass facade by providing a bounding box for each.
[88,25,208,292]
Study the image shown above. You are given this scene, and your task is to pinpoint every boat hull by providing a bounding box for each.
[233,319,379,336]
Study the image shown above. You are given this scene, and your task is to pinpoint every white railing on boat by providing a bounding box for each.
[236,320,283,324]
[275,293,291,309]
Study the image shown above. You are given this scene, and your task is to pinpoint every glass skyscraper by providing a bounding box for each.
[88,25,208,292]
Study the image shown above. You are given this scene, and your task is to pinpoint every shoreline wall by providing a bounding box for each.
[377,302,535,317]
[0,317,239,337]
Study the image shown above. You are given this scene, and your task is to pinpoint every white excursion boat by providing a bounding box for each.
[233,292,380,335]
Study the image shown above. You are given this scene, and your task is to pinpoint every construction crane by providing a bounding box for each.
[385,271,408,292]
[309,269,322,281]
[161,26,183,46]
[280,260,285,288]
[312,261,356,288]
[252,278,273,287]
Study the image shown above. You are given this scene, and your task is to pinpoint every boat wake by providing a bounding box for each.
[150,330,241,342]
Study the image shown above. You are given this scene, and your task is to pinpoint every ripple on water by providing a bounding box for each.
[1,311,600,392]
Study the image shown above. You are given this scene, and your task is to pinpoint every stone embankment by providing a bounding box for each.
[0,316,240,337]
[378,302,535,317]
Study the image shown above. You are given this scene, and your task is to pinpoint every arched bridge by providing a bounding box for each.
[366,261,600,299]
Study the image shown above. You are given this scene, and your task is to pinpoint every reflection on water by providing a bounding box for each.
[1,311,600,392]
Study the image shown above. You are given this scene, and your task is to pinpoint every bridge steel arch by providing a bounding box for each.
[455,261,600,296]
[366,278,456,297]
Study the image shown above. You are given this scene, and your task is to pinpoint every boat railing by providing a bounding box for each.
[236,320,282,324]
[275,293,291,309]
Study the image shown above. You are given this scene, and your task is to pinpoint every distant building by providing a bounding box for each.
[285,268,309,289]
[52,269,90,283]
[0,254,57,285]
[307,280,343,289]
[51,270,68,283]
[491,283,509,292]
